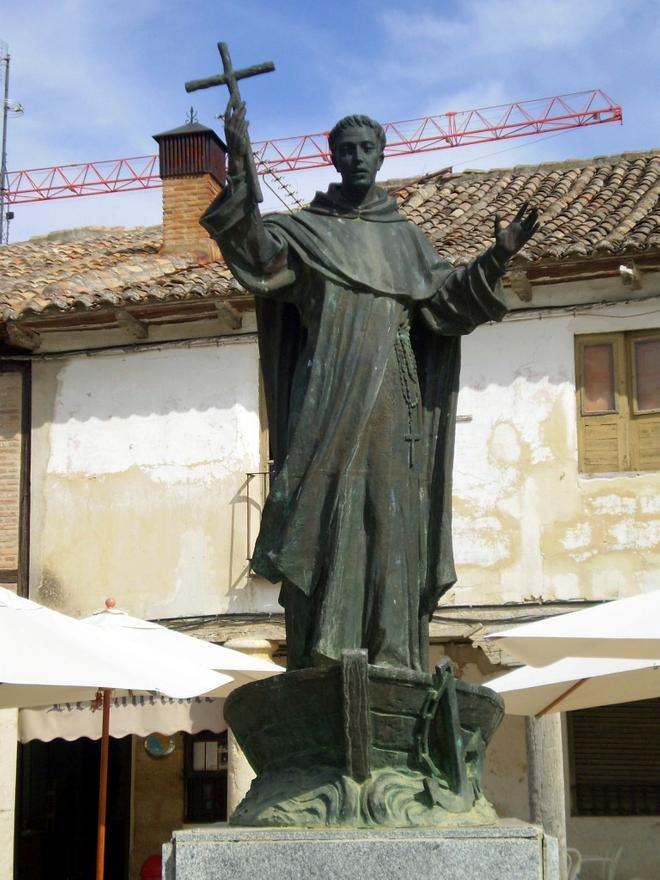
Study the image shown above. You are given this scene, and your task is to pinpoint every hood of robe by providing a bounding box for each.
[264,184,453,301]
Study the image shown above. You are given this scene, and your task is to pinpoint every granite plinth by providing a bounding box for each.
[163,821,559,880]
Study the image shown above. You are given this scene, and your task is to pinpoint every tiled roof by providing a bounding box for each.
[0,226,234,321]
[1,149,658,322]
[394,149,660,264]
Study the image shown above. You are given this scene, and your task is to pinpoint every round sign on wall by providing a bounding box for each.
[144,733,176,758]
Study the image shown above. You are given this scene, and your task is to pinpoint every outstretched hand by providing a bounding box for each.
[224,94,251,178]
[493,202,539,264]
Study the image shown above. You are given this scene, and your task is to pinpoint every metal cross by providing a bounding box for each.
[185,42,275,203]
[404,431,422,468]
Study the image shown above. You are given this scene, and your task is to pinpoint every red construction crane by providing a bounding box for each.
[6,89,621,205]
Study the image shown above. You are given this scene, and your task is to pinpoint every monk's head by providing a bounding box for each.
[329,115,386,198]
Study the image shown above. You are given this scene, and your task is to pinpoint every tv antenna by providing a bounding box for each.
[0,41,24,244]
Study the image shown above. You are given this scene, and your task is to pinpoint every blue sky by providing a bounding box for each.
[2,0,659,243]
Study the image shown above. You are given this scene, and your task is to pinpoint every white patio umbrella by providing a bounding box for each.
[487,655,660,716]
[0,588,232,880]
[84,598,282,687]
[0,589,230,708]
[19,599,283,741]
[486,589,660,667]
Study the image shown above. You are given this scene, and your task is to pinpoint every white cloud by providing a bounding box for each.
[382,0,630,60]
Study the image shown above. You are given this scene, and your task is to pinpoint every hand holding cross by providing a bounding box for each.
[223,97,251,181]
[185,42,275,203]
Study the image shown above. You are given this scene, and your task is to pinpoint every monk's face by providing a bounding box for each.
[332,126,384,193]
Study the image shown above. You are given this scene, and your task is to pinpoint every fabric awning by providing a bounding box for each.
[19,694,227,742]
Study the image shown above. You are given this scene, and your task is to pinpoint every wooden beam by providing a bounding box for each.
[160,613,285,644]
[6,322,41,351]
[216,301,242,331]
[114,308,148,339]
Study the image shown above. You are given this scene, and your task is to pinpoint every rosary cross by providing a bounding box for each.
[185,42,275,203]
[404,431,421,468]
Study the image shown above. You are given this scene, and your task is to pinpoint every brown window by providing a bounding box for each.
[183,730,228,823]
[568,699,660,816]
[575,331,660,473]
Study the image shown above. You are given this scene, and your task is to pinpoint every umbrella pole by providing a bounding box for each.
[535,678,587,717]
[96,688,112,880]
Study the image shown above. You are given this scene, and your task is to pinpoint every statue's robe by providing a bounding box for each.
[201,178,508,671]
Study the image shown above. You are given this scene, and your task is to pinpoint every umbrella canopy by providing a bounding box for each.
[82,602,282,693]
[487,589,660,667]
[0,587,231,708]
[488,656,660,716]
[17,600,283,741]
[1,588,238,880]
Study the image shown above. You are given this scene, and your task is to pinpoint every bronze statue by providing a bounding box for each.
[191,44,539,828]
[202,94,537,672]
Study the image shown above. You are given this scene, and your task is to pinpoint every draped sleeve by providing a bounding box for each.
[420,249,508,335]
[200,173,300,299]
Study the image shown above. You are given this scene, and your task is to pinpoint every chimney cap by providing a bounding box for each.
[153,121,227,151]
[153,121,226,185]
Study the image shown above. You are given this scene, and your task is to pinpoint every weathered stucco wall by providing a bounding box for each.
[29,338,281,619]
[27,294,660,619]
[451,296,660,606]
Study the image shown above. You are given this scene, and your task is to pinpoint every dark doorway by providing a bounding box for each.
[16,736,132,880]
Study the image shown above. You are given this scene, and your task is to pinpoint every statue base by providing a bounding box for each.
[163,823,560,880]
[223,651,505,828]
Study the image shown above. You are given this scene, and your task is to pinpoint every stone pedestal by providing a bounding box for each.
[164,822,560,880]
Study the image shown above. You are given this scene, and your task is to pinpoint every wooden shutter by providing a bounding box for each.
[569,699,660,815]
[575,334,628,473]
[629,332,660,471]
[0,363,30,594]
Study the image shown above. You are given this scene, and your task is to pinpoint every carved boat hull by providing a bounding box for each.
[224,655,504,828]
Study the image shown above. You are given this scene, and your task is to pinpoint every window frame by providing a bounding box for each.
[575,330,660,473]
[629,330,660,416]
[182,729,228,824]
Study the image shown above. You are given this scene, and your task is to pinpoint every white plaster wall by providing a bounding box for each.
[29,338,281,619]
[450,294,660,606]
[28,293,660,617]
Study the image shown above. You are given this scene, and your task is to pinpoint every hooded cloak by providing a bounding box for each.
[202,178,507,669]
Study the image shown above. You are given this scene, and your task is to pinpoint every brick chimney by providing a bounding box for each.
[153,122,226,259]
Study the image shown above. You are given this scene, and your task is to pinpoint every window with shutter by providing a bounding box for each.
[568,699,660,816]
[575,331,660,473]
[629,332,660,470]
[183,730,228,823]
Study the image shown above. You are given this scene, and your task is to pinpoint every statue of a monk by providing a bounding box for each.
[201,96,538,673]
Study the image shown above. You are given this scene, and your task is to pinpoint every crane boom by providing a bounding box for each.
[6,89,621,205]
